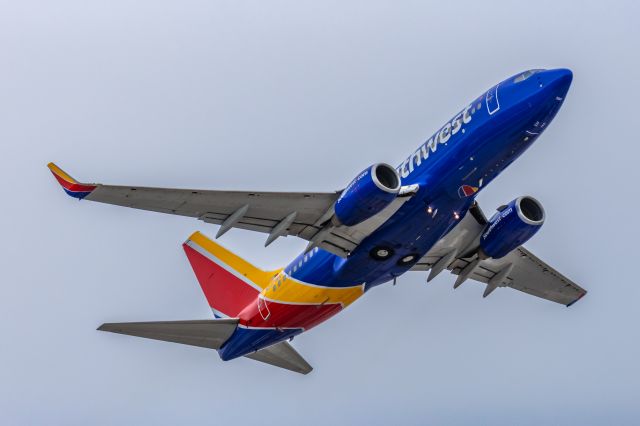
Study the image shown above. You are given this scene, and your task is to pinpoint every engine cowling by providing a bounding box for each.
[479,196,545,259]
[334,163,401,226]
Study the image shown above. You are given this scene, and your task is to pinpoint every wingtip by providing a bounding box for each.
[98,323,123,333]
[48,162,77,183]
[566,291,587,307]
[48,162,97,200]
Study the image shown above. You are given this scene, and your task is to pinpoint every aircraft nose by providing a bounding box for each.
[544,68,573,98]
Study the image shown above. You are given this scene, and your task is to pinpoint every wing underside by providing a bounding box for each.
[411,204,587,306]
[48,163,412,257]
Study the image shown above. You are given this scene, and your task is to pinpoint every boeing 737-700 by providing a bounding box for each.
[49,68,586,374]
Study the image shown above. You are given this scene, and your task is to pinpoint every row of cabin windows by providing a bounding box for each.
[272,247,320,292]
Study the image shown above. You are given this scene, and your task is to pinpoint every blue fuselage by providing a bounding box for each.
[219,69,573,359]
[288,68,572,288]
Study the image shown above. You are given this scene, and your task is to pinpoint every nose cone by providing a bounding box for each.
[544,68,573,98]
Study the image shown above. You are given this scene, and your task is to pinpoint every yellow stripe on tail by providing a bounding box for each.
[186,231,364,308]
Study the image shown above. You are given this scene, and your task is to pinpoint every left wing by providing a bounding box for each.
[48,163,412,257]
[411,203,587,306]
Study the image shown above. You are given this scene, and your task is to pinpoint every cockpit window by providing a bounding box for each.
[513,69,543,83]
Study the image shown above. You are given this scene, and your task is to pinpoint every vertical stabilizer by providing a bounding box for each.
[183,231,275,318]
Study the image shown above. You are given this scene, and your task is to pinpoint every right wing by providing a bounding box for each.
[411,203,587,306]
[49,163,412,257]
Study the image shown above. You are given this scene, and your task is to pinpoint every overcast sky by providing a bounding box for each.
[1,1,639,424]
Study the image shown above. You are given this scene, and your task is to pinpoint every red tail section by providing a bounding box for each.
[183,232,273,318]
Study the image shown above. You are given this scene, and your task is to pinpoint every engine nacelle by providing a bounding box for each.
[334,163,401,226]
[479,196,545,259]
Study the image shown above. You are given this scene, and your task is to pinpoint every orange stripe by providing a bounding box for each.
[263,274,363,307]
[187,231,274,290]
[47,162,77,184]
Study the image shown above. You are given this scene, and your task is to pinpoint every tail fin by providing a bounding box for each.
[183,231,275,318]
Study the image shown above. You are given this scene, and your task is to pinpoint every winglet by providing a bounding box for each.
[47,162,97,199]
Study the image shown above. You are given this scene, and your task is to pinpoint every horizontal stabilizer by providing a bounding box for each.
[245,341,313,375]
[98,319,238,349]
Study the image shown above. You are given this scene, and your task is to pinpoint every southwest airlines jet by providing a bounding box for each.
[49,69,586,374]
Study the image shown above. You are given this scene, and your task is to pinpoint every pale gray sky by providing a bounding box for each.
[1,1,639,424]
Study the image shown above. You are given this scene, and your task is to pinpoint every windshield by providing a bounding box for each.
[513,69,543,83]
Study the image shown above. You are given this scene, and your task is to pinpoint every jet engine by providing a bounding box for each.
[479,196,545,259]
[334,163,401,226]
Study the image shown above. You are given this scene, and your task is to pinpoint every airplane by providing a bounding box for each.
[48,68,586,374]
